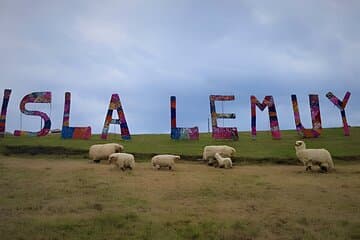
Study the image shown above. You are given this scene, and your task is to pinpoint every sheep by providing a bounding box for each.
[89,143,124,163]
[151,154,180,170]
[294,141,334,172]
[108,153,135,171]
[214,153,233,169]
[202,145,236,166]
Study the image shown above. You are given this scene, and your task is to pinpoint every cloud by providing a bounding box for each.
[74,18,129,50]
[0,0,359,135]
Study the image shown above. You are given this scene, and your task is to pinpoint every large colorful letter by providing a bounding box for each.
[14,92,52,137]
[326,91,351,136]
[170,96,199,140]
[209,95,238,140]
[0,89,12,137]
[61,92,91,139]
[101,94,131,140]
[291,94,322,138]
[251,95,281,139]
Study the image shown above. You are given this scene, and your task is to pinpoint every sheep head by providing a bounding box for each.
[115,144,124,153]
[108,155,117,164]
[295,141,306,151]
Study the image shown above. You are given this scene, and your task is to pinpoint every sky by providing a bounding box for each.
[1,0,360,135]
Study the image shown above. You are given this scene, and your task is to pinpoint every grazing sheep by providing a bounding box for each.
[89,143,124,162]
[202,145,236,166]
[108,153,135,171]
[214,153,233,169]
[294,141,334,172]
[151,154,180,170]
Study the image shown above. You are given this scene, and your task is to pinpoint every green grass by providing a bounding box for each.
[1,127,360,162]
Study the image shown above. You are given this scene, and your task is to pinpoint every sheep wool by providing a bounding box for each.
[151,154,180,170]
[294,141,334,172]
[108,153,135,171]
[89,143,124,162]
[214,153,233,169]
[202,145,236,166]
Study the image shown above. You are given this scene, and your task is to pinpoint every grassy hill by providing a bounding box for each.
[1,129,360,239]
[1,127,360,163]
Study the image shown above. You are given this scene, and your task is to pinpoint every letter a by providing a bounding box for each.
[101,94,131,140]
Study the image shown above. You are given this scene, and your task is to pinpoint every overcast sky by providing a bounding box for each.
[1,0,359,135]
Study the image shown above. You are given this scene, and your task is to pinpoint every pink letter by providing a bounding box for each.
[170,96,199,140]
[61,92,91,139]
[101,94,131,140]
[291,94,322,138]
[0,89,12,137]
[209,95,238,140]
[14,92,52,137]
[326,91,351,136]
[251,95,281,139]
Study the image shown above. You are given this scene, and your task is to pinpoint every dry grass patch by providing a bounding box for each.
[0,156,360,239]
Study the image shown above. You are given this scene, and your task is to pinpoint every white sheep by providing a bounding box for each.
[151,154,180,170]
[294,141,334,172]
[89,143,124,162]
[108,153,135,171]
[202,145,236,166]
[214,153,233,169]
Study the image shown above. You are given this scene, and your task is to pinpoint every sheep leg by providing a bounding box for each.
[305,164,312,171]
[213,159,219,168]
[118,162,125,171]
[90,156,98,163]
[305,161,313,171]
[320,166,328,172]
[319,163,328,172]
